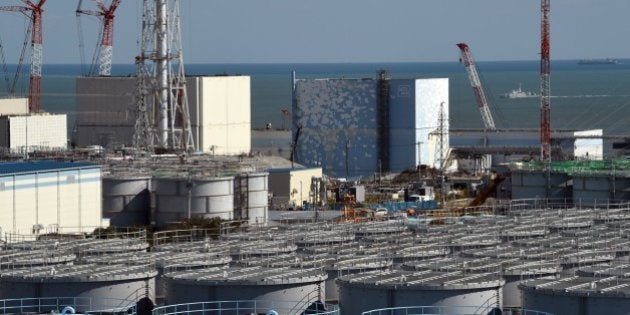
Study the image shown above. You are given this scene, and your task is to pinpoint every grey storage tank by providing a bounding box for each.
[102,176,151,227]
[163,266,327,311]
[521,276,630,315]
[154,176,235,226]
[0,263,156,309]
[337,270,504,315]
[234,172,269,225]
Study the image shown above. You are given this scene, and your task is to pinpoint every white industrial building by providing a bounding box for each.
[187,76,251,155]
[0,161,105,235]
[75,75,251,155]
[292,77,449,177]
[0,98,67,153]
[268,167,323,209]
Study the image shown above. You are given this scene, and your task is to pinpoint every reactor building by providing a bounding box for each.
[292,75,449,178]
[75,75,251,155]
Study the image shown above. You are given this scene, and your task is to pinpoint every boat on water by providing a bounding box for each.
[578,58,619,65]
[501,84,539,99]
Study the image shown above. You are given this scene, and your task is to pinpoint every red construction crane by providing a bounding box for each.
[0,0,46,113]
[456,43,496,130]
[540,0,551,163]
[76,0,121,76]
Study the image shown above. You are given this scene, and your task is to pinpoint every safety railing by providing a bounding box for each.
[361,306,554,315]
[0,297,136,314]
[152,300,340,315]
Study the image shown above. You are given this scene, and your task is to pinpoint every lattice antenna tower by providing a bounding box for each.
[435,102,447,170]
[133,0,194,152]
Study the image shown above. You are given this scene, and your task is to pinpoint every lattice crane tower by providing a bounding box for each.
[0,0,46,112]
[76,0,122,76]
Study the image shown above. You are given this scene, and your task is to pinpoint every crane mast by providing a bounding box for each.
[0,0,46,113]
[76,0,122,76]
[540,0,552,163]
[456,43,496,130]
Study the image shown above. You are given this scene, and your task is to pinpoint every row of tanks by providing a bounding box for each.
[103,172,269,227]
[2,199,630,314]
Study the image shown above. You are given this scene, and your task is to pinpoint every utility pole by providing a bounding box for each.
[417,141,424,182]
[345,139,350,180]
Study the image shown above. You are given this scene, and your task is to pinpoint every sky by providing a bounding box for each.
[0,0,628,64]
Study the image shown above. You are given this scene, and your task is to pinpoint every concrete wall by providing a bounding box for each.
[0,166,102,234]
[268,168,322,208]
[76,76,250,154]
[189,76,251,155]
[0,114,67,152]
[75,77,135,147]
[0,98,28,116]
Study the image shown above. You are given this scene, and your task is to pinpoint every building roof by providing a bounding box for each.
[0,161,100,175]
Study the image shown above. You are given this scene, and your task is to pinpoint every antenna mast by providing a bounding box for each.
[540,0,551,162]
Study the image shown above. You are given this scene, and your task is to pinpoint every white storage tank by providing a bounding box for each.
[163,266,327,310]
[337,270,504,315]
[102,176,151,227]
[154,176,234,226]
[234,172,269,225]
[521,276,630,315]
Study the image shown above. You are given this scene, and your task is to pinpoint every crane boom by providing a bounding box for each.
[456,43,496,130]
[540,0,552,163]
[76,0,121,76]
[0,0,46,113]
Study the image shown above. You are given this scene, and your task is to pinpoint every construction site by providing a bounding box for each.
[0,0,629,314]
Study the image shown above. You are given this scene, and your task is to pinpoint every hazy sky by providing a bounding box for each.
[0,0,628,64]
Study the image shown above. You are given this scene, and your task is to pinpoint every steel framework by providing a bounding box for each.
[133,0,194,152]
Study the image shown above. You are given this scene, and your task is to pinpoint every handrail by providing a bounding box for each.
[152,300,340,315]
[361,306,554,315]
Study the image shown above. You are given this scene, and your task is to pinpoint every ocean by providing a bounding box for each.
[3,60,630,141]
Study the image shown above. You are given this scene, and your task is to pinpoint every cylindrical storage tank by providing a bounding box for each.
[154,176,234,226]
[234,173,269,225]
[337,270,504,315]
[0,249,76,268]
[324,256,392,302]
[102,176,151,227]
[521,276,630,315]
[0,263,157,311]
[512,170,572,200]
[401,257,561,308]
[164,266,327,311]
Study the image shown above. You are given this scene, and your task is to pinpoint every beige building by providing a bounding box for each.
[0,161,105,235]
[75,75,251,155]
[268,167,323,209]
[0,98,28,116]
[0,113,67,153]
[187,76,251,155]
